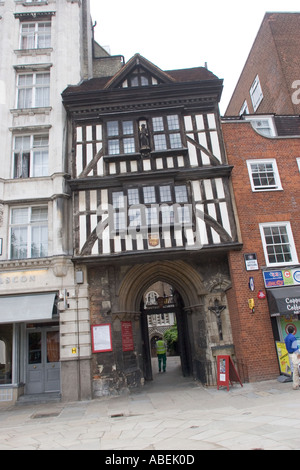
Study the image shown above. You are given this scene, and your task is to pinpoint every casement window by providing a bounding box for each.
[152,115,183,151]
[126,68,152,87]
[20,22,51,49]
[250,75,263,111]
[13,134,49,178]
[247,159,282,192]
[17,72,50,108]
[260,222,298,266]
[111,184,190,231]
[107,120,136,155]
[10,206,48,259]
[121,67,159,88]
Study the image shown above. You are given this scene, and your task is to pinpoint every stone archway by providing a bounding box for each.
[118,260,206,313]
[117,260,208,381]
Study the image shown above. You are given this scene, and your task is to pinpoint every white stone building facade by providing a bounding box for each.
[0,0,99,403]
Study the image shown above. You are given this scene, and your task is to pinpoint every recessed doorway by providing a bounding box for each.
[141,281,192,382]
[26,323,60,395]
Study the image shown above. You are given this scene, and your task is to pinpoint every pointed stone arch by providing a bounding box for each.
[118,260,207,312]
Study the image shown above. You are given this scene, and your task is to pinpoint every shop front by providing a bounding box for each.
[0,258,89,404]
[264,269,300,372]
[0,292,59,402]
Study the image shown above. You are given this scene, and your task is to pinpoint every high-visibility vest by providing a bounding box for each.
[156,340,166,354]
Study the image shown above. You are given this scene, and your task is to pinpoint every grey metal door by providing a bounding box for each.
[26,327,60,394]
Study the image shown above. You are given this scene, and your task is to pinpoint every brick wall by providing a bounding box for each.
[225,13,300,116]
[223,120,300,381]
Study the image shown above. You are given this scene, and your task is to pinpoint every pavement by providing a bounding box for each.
[0,356,300,451]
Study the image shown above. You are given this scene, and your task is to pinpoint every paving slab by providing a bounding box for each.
[1,357,300,451]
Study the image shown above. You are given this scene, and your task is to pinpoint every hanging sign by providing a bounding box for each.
[217,355,243,391]
[91,324,112,353]
[121,321,134,352]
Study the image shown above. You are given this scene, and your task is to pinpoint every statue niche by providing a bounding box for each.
[138,120,151,154]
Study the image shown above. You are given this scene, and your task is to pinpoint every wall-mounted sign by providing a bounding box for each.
[249,277,255,291]
[263,269,300,288]
[91,324,112,353]
[244,253,259,271]
[121,321,134,352]
[257,290,266,300]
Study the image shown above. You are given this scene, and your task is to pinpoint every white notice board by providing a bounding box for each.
[91,324,112,352]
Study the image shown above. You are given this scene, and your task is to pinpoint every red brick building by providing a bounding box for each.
[222,115,300,381]
[225,12,300,116]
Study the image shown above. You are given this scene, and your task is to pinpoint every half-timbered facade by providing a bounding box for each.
[63,54,242,396]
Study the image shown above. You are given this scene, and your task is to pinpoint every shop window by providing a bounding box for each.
[0,325,13,385]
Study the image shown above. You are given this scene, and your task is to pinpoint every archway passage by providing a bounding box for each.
[118,260,206,385]
[141,281,192,382]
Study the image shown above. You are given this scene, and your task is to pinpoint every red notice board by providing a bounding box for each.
[121,321,134,352]
[217,355,243,391]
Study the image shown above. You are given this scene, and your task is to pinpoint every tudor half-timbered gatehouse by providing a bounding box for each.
[62,54,242,396]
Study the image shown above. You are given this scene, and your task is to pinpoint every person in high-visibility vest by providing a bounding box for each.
[156,338,167,373]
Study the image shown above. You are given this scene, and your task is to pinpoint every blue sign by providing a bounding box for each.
[263,271,284,288]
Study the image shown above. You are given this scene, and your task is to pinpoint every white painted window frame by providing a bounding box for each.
[259,221,298,267]
[247,158,282,192]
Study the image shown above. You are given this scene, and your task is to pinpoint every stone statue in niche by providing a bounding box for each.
[208,298,226,341]
[139,121,151,152]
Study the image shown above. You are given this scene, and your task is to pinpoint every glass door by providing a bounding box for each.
[45,330,60,392]
[26,325,60,394]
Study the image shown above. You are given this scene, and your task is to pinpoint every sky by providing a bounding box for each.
[90,1,300,114]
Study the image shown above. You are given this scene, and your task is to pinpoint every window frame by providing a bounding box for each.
[151,114,183,151]
[250,75,263,111]
[10,206,48,260]
[239,100,249,116]
[106,119,137,156]
[110,183,191,233]
[243,116,276,137]
[16,71,50,109]
[12,133,49,178]
[259,221,298,267]
[20,21,51,50]
[247,158,282,192]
